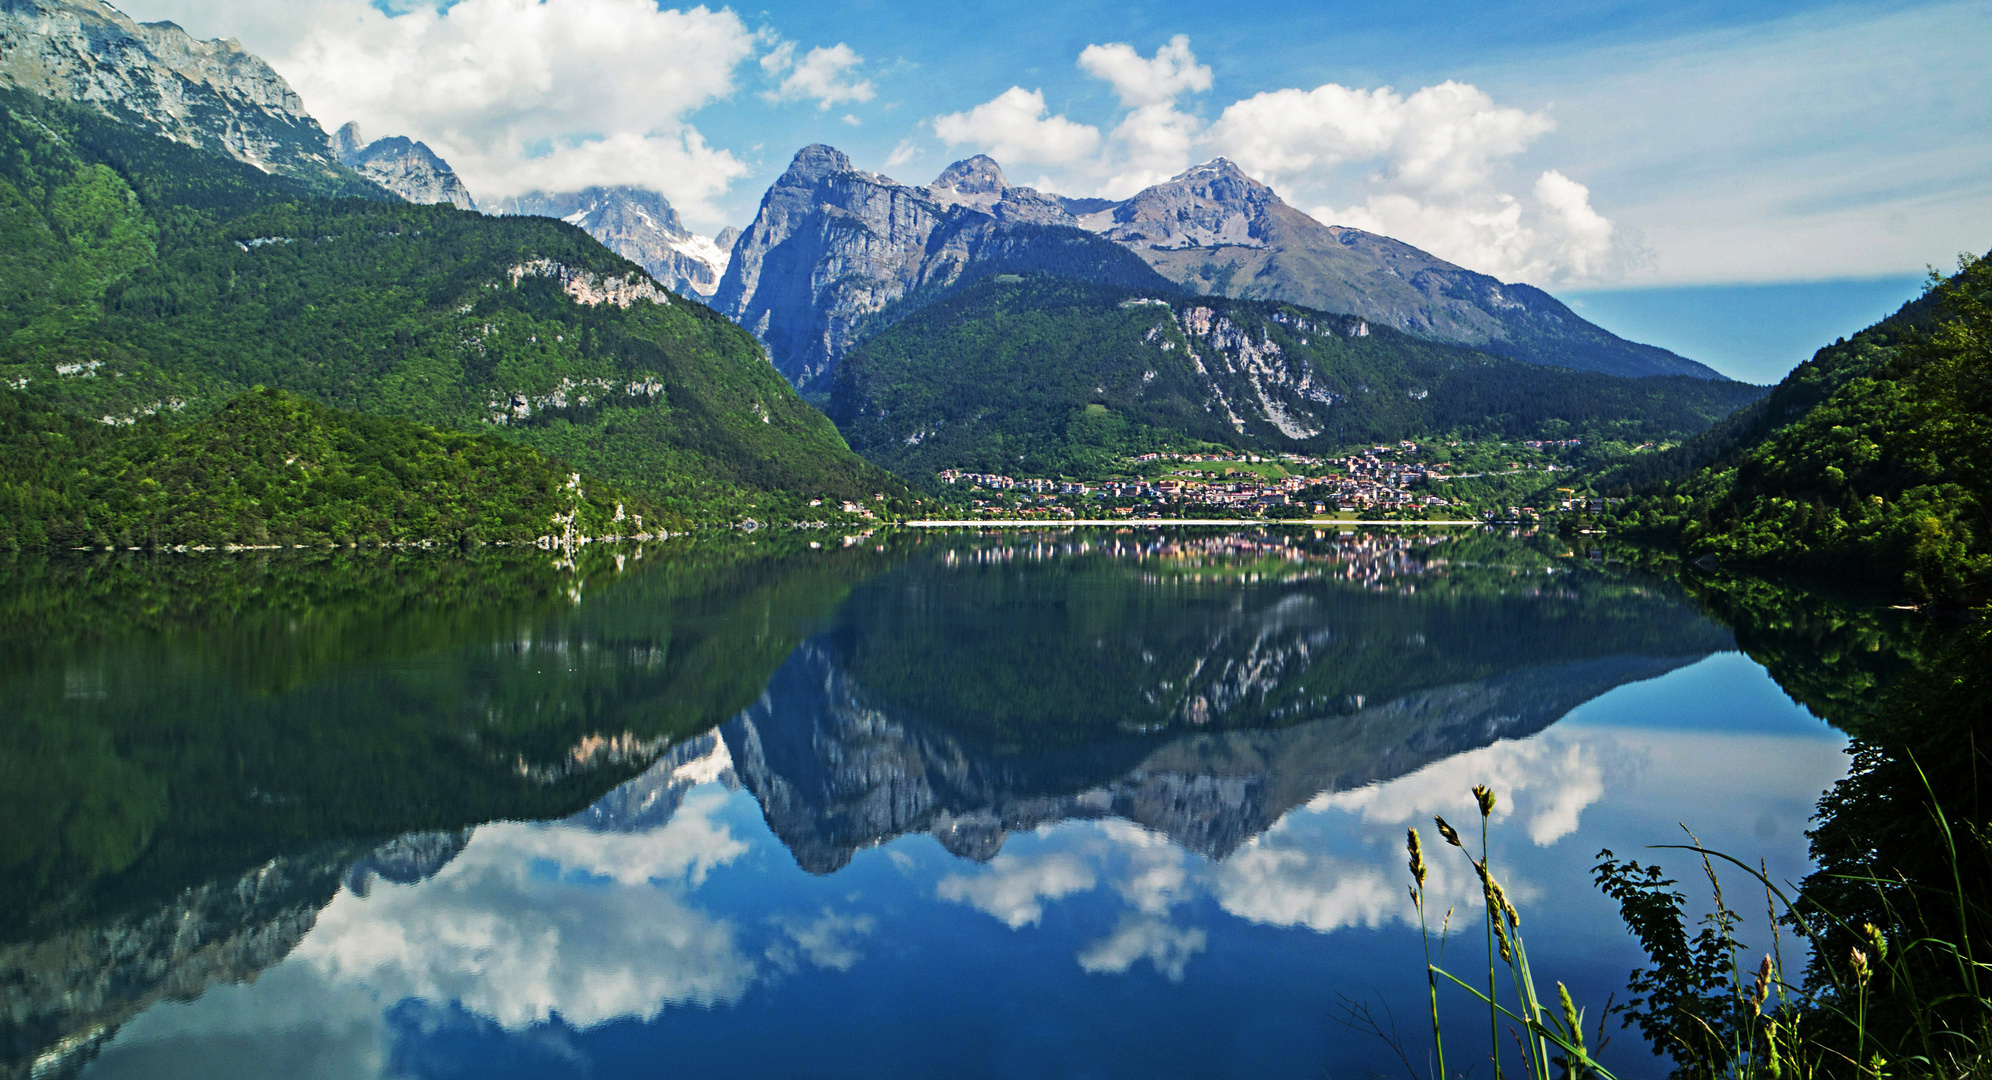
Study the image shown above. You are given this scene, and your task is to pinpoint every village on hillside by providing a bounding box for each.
[930,440,1614,521]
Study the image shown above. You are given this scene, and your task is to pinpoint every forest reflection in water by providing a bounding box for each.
[0,528,1960,1080]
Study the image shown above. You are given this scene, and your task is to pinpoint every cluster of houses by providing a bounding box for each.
[937,442,1457,514]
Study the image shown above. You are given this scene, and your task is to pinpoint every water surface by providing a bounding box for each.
[0,531,1886,1079]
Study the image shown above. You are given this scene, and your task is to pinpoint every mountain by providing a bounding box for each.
[494,185,728,299]
[717,146,1721,390]
[1604,253,1991,601]
[0,0,358,190]
[0,83,898,519]
[1085,160,1720,380]
[828,275,1765,479]
[331,121,476,210]
[713,145,1179,392]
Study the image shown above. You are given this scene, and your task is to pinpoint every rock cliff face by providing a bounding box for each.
[494,186,728,299]
[0,0,349,184]
[332,122,475,209]
[720,147,1720,387]
[713,145,1172,390]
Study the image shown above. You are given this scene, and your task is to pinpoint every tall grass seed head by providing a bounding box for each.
[1435,816,1463,848]
[1862,922,1888,961]
[1751,954,1773,1014]
[1557,981,1584,1048]
[1850,947,1871,987]
[1407,827,1428,886]
[1473,784,1497,818]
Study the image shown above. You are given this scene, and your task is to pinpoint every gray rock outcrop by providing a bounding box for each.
[331,122,476,210]
[492,186,728,299]
[714,145,1168,390]
[0,0,347,183]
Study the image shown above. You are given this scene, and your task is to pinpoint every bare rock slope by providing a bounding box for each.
[332,121,476,210]
[0,0,349,185]
[714,145,1171,391]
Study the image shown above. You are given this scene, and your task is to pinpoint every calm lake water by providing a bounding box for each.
[1,530,1899,1079]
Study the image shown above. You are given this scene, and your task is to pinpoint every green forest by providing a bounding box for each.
[0,386,667,548]
[0,89,898,539]
[1600,253,1991,601]
[828,276,1765,480]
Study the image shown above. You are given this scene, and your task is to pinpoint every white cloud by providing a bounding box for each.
[772,908,877,971]
[763,42,875,111]
[884,138,923,170]
[1313,730,1607,847]
[1212,78,1632,284]
[1076,915,1207,981]
[924,37,1632,283]
[1077,35,1211,108]
[932,87,1103,166]
[935,851,1097,928]
[115,0,844,230]
[295,790,759,1029]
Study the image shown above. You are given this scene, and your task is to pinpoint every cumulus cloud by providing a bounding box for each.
[118,0,866,230]
[924,36,1636,284]
[1315,730,1607,847]
[935,851,1098,928]
[1210,844,1407,932]
[933,87,1102,166]
[762,41,875,111]
[1076,915,1207,981]
[250,0,760,221]
[1077,34,1211,107]
[296,791,759,1029]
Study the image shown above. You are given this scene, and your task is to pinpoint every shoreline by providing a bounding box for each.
[902,518,1485,527]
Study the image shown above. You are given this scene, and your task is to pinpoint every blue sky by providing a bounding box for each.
[122,0,1992,380]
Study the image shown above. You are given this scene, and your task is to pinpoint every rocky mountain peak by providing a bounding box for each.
[1091,157,1279,251]
[332,120,365,159]
[931,155,1009,196]
[782,143,854,185]
[331,122,476,210]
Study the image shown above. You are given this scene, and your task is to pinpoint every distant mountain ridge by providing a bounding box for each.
[494,186,731,299]
[717,146,1723,390]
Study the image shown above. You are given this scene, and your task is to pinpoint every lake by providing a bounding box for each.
[0,529,1922,1079]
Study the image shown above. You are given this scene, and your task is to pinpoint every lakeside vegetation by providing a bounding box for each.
[0,386,670,548]
[1596,254,1990,602]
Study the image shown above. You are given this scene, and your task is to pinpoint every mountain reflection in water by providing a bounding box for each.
[0,530,1844,1080]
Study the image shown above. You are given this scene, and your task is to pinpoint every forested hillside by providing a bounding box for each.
[0,89,897,527]
[828,276,1765,479]
[1605,254,1991,600]
[0,387,666,548]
